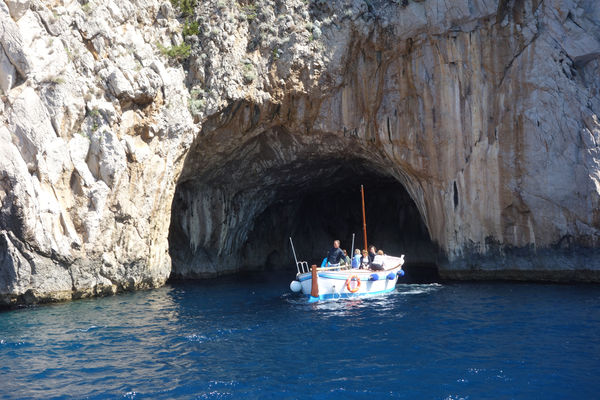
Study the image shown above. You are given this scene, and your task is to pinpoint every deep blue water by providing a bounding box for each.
[0,274,599,399]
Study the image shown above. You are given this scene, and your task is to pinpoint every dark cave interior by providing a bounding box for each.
[169,155,440,282]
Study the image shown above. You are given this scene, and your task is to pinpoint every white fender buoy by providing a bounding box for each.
[290,280,302,292]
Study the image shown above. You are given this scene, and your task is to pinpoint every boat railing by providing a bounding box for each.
[316,265,351,271]
[296,262,352,274]
[297,261,311,274]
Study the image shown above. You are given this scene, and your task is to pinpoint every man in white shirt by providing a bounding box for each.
[371,250,385,271]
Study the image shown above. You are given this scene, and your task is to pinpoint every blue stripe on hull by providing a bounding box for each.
[306,286,396,302]
[317,272,355,280]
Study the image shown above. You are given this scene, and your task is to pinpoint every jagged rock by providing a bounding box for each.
[132,67,162,105]
[40,81,87,137]
[107,67,134,101]
[0,47,16,93]
[8,86,58,167]
[159,1,174,19]
[4,0,30,21]
[0,1,30,79]
[87,129,127,188]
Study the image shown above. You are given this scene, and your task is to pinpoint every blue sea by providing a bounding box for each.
[0,273,599,399]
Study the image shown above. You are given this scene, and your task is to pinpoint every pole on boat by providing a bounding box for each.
[310,264,319,298]
[361,185,368,251]
[350,233,355,258]
[289,237,300,274]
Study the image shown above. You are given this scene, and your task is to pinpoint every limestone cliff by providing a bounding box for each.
[0,0,195,304]
[1,0,599,305]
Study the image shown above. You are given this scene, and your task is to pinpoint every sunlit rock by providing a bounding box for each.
[0,0,599,306]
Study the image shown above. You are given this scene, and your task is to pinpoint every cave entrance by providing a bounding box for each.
[168,127,439,282]
[241,172,439,282]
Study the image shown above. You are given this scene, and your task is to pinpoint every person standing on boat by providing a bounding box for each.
[326,240,345,267]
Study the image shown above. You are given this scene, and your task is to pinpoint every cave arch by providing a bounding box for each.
[168,116,439,279]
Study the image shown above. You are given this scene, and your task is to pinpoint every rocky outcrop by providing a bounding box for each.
[0,0,599,305]
[172,0,600,281]
[0,0,195,305]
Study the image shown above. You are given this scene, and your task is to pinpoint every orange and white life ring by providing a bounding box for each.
[346,275,361,293]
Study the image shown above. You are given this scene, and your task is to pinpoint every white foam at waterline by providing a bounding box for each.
[69,325,103,333]
[186,325,259,343]
[207,380,238,388]
[443,395,469,400]
[186,334,208,342]
[396,283,443,295]
[198,390,233,399]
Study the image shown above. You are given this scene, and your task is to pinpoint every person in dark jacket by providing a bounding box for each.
[368,245,377,265]
[326,240,345,266]
[360,249,370,269]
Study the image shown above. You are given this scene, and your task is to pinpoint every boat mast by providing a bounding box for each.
[361,185,368,251]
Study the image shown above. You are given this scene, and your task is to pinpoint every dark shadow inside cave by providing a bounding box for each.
[168,156,440,283]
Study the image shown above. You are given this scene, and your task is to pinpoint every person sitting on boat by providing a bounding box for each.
[368,245,377,265]
[370,250,386,271]
[325,240,345,267]
[342,249,351,266]
[360,249,370,269]
[351,249,361,269]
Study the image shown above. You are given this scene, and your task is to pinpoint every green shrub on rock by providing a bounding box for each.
[170,0,197,16]
[157,42,191,61]
[183,20,200,37]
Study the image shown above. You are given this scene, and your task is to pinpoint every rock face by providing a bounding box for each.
[0,0,195,305]
[172,0,600,281]
[1,0,599,305]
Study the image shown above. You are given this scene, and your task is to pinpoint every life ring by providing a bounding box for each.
[346,275,361,293]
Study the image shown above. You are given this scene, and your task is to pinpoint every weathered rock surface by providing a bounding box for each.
[172,0,600,281]
[0,0,195,305]
[0,0,599,305]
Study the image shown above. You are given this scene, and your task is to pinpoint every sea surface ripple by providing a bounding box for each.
[0,273,599,399]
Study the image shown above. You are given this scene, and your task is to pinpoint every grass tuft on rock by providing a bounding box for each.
[157,42,192,61]
[183,20,200,37]
[170,0,197,17]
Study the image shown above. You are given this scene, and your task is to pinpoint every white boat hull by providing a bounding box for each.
[293,255,405,301]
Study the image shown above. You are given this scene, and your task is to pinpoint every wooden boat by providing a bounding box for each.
[289,256,405,302]
[288,185,406,302]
